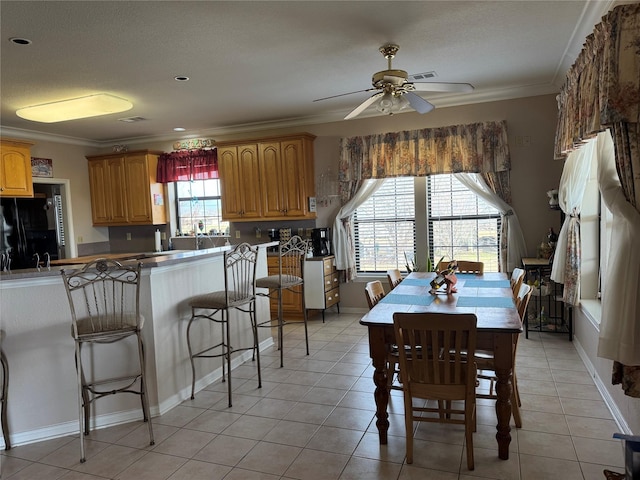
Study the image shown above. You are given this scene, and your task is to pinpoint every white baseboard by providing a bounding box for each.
[1,337,275,449]
[573,337,632,435]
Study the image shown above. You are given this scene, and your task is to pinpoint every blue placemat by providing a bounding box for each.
[399,278,433,287]
[381,293,435,306]
[462,279,510,288]
[456,296,515,308]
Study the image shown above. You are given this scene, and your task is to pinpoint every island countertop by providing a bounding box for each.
[0,241,274,449]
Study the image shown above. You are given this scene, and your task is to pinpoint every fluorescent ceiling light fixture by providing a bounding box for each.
[16,94,133,123]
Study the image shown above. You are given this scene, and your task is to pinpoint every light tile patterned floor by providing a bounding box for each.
[0,312,626,479]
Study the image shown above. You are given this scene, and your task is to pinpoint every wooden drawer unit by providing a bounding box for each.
[265,254,304,319]
[304,255,340,322]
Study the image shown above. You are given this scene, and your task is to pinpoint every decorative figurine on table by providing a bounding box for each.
[430,260,459,294]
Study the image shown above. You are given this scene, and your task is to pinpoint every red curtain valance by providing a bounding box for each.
[157,149,218,183]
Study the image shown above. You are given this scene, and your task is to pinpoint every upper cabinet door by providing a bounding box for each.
[88,159,113,224]
[219,144,262,220]
[106,157,129,224]
[259,142,285,218]
[279,138,307,217]
[0,139,34,197]
[124,153,152,223]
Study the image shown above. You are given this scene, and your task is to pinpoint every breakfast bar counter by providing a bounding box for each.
[0,244,273,448]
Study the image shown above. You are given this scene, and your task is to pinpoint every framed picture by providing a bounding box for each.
[31,157,53,178]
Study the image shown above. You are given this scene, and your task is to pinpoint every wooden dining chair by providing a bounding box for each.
[437,260,484,274]
[386,268,403,290]
[393,312,478,470]
[364,281,404,391]
[475,282,533,428]
[510,267,526,296]
[364,280,385,309]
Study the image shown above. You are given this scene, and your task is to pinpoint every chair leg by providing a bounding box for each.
[277,288,284,368]
[465,400,475,470]
[136,334,154,446]
[224,309,232,407]
[75,343,86,463]
[186,311,197,400]
[404,394,414,464]
[1,349,10,450]
[250,301,262,389]
[511,375,522,428]
[301,285,309,356]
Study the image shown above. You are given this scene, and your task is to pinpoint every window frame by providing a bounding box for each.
[175,178,229,236]
[352,174,502,274]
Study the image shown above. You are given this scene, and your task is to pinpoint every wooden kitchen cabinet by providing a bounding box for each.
[217,133,316,222]
[86,150,166,226]
[0,138,34,197]
[217,144,262,220]
[304,255,340,322]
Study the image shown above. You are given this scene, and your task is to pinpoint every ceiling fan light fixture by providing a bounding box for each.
[16,94,133,123]
[376,92,410,115]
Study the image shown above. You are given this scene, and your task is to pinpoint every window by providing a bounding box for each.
[354,177,415,272]
[428,174,501,272]
[175,179,229,236]
[353,174,501,273]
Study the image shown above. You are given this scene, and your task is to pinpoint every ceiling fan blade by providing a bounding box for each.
[404,92,435,114]
[344,92,383,120]
[313,88,377,102]
[409,82,474,93]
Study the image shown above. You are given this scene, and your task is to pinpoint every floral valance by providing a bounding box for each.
[554,3,640,159]
[156,148,218,183]
[338,120,510,201]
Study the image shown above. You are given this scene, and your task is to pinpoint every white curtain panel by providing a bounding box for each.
[597,130,640,366]
[550,139,594,284]
[454,173,527,273]
[332,179,385,272]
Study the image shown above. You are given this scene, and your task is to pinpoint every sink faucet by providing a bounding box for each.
[33,253,40,271]
[44,252,51,270]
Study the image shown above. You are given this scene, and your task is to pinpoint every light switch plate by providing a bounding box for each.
[309,196,317,212]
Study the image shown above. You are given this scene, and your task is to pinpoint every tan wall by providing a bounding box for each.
[15,92,562,291]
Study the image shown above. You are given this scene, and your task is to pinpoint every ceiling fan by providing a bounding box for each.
[314,44,474,120]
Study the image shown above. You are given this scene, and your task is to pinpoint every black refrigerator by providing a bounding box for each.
[1,191,65,270]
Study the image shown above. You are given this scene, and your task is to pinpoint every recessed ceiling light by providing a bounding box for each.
[173,127,186,132]
[16,94,133,123]
[10,37,32,46]
[174,76,189,82]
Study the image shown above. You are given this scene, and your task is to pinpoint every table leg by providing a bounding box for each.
[493,333,514,460]
[369,326,389,444]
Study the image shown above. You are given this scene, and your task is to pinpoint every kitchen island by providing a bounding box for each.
[0,244,274,448]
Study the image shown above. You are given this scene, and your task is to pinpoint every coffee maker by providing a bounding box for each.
[311,227,331,257]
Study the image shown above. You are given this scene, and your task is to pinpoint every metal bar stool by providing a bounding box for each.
[61,259,154,463]
[1,330,10,450]
[187,242,261,407]
[256,235,309,368]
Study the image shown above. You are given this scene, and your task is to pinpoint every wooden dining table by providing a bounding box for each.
[359,271,522,460]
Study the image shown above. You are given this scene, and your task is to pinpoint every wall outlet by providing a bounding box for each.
[306,228,312,237]
[126,233,132,240]
[308,196,317,212]
[77,236,83,243]
[161,232,167,240]
[256,228,261,239]
[298,227,304,236]
[235,230,241,239]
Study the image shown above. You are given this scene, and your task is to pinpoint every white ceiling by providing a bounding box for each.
[0,0,624,146]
